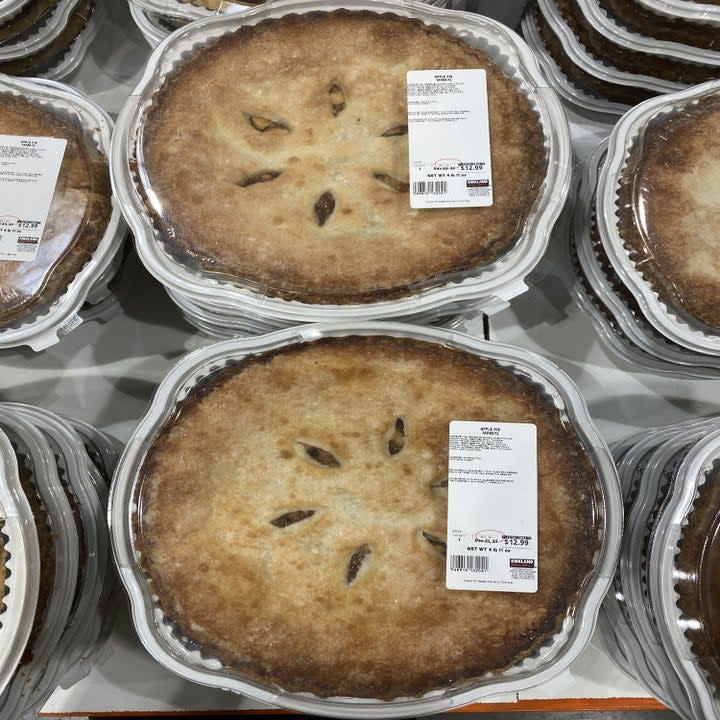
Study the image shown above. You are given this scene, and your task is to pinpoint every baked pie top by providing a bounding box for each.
[140,10,547,303]
[617,94,720,330]
[0,91,112,327]
[138,335,601,700]
[675,463,720,695]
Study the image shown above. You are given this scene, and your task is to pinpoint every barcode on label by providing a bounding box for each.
[449,554,489,572]
[413,181,448,195]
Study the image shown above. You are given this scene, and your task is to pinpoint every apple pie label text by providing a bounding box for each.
[407,69,493,209]
[0,135,67,262]
[446,421,538,593]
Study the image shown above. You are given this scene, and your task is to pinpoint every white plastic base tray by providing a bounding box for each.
[2,1,713,716]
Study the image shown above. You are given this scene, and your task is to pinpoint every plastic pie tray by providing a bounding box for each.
[109,321,621,718]
[112,0,571,327]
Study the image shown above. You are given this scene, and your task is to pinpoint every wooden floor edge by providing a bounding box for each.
[37,696,669,716]
[453,697,669,712]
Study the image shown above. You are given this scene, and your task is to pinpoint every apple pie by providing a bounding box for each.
[137,335,602,699]
[0,89,111,327]
[139,10,547,303]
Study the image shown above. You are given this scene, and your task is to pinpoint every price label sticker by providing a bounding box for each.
[446,421,537,593]
[0,135,67,262]
[407,69,493,209]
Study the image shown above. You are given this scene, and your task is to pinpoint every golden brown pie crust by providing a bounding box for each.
[139,10,547,304]
[617,94,720,330]
[675,463,720,696]
[138,335,602,700]
[0,86,111,327]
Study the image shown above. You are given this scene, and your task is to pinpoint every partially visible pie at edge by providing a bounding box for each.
[137,335,602,700]
[0,92,112,326]
[139,10,547,303]
[617,94,720,330]
[675,464,720,695]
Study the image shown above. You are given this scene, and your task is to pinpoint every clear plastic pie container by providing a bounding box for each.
[112,0,571,326]
[129,4,175,47]
[549,0,720,86]
[64,417,122,488]
[0,0,61,46]
[39,0,102,82]
[520,10,628,118]
[577,0,720,65]
[130,0,448,22]
[0,0,87,61]
[599,430,667,705]
[571,140,720,377]
[570,143,683,376]
[0,0,31,23]
[597,79,720,356]
[600,419,720,719]
[7,404,106,715]
[619,424,715,719]
[651,427,720,720]
[0,72,125,351]
[537,0,685,99]
[110,321,621,717]
[0,410,79,720]
[636,0,720,25]
[57,455,114,690]
[0,0,96,80]
[167,283,481,339]
[0,428,39,699]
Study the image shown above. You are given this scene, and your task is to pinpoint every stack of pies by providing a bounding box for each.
[128,0,453,48]
[111,326,621,712]
[599,416,720,719]
[0,76,125,350]
[522,0,720,117]
[569,80,720,370]
[0,403,120,719]
[568,137,720,377]
[115,3,567,336]
[0,0,100,79]
[128,0,254,48]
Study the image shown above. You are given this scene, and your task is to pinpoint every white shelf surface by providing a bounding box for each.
[6,0,710,714]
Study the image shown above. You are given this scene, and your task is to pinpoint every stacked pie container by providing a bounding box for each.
[521,0,720,118]
[565,79,720,374]
[0,74,127,351]
[128,0,455,48]
[109,321,622,717]
[112,0,571,338]
[598,416,720,720]
[0,403,120,720]
[0,0,102,80]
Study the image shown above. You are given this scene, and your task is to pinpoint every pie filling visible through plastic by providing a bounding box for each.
[137,335,602,700]
[138,10,548,303]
